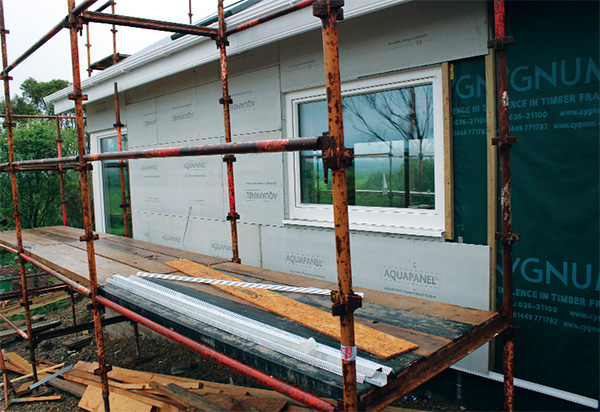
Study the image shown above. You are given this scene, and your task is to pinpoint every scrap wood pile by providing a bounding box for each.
[1,352,330,411]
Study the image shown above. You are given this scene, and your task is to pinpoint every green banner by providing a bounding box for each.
[503,1,599,399]
[451,1,599,400]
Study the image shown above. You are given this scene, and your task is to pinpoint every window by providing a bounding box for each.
[100,135,132,236]
[286,66,445,236]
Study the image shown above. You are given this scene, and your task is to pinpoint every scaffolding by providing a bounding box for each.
[0,1,517,411]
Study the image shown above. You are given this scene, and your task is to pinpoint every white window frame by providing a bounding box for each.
[90,128,128,234]
[284,66,445,237]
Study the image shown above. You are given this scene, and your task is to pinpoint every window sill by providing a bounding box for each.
[282,218,445,238]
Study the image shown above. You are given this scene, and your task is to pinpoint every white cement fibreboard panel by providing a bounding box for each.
[230,131,285,226]
[194,80,226,140]
[127,99,158,148]
[156,87,198,144]
[260,225,337,282]
[131,211,151,242]
[132,213,259,265]
[128,137,225,218]
[86,96,126,133]
[229,66,282,136]
[280,1,487,92]
[349,233,489,310]
[228,43,279,77]
[349,232,490,373]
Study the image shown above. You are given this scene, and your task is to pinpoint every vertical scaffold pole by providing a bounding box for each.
[0,0,38,383]
[110,0,117,65]
[314,1,359,410]
[488,1,518,411]
[217,0,241,263]
[113,82,130,237]
[56,117,68,226]
[66,1,111,411]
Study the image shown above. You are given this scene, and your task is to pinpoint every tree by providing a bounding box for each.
[0,78,84,230]
[20,78,70,115]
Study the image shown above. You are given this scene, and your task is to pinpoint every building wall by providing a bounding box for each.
[90,1,492,372]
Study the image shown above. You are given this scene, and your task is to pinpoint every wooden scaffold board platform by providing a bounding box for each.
[0,226,509,409]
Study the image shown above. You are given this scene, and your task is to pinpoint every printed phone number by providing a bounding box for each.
[510,123,548,132]
[515,302,558,313]
[514,311,558,324]
[509,111,548,121]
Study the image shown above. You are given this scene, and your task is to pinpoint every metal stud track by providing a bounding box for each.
[107,275,391,386]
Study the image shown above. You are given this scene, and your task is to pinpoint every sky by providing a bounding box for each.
[2,0,237,96]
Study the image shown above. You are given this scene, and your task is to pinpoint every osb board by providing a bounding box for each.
[166,259,418,359]
[212,261,496,326]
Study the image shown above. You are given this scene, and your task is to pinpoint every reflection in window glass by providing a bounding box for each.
[299,84,434,209]
[101,136,132,236]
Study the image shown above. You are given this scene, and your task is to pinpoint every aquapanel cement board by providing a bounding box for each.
[87,95,127,133]
[231,131,285,226]
[280,1,487,92]
[127,98,158,148]
[131,211,261,267]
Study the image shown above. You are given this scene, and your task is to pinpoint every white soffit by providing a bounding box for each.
[46,0,411,112]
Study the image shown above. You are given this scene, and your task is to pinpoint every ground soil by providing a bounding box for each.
[0,267,469,412]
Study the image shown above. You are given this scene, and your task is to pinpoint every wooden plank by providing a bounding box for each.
[78,385,153,412]
[47,377,87,398]
[215,262,497,326]
[73,361,202,387]
[166,259,418,359]
[1,295,68,318]
[486,49,499,367]
[34,228,178,274]
[442,61,454,240]
[10,395,62,403]
[0,229,59,247]
[65,370,174,409]
[0,363,65,388]
[150,381,223,412]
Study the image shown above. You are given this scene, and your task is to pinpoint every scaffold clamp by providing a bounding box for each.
[223,154,236,163]
[93,364,113,376]
[79,233,99,242]
[495,231,520,245]
[487,35,514,50]
[330,290,362,317]
[313,0,345,20]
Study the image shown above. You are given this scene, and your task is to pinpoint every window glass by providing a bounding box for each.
[101,136,132,236]
[298,84,434,209]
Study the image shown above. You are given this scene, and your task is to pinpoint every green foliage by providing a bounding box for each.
[0,123,83,230]
[20,77,71,115]
[0,78,85,230]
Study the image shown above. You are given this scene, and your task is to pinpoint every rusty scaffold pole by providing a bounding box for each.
[66,0,111,411]
[56,117,68,226]
[110,0,117,65]
[0,0,39,383]
[217,0,241,263]
[113,82,130,237]
[314,1,360,410]
[488,1,518,411]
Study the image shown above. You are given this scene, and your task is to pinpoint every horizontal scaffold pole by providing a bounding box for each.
[81,11,218,37]
[1,0,98,75]
[0,114,77,119]
[0,136,327,171]
[226,0,316,36]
